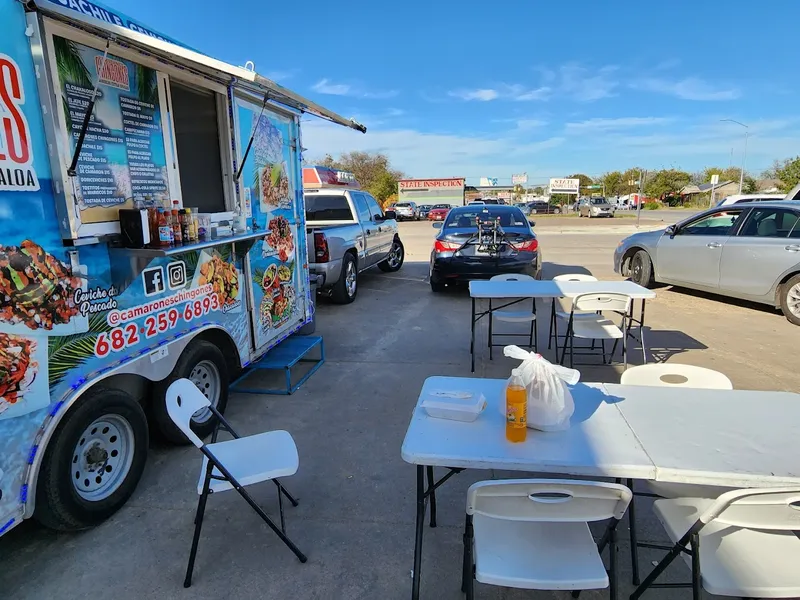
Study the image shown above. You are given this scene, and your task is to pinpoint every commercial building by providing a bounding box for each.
[397,178,465,207]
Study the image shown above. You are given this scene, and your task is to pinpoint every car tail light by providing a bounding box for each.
[434,239,460,253]
[314,232,329,262]
[517,238,539,252]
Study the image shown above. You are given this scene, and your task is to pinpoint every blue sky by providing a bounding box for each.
[111,0,800,185]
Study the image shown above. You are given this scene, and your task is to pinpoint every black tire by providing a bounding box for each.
[35,388,148,531]
[150,340,229,445]
[779,274,800,326]
[430,271,446,292]
[630,250,655,288]
[378,237,404,272]
[331,252,357,304]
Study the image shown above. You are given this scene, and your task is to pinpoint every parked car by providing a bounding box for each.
[418,204,434,219]
[481,198,501,204]
[580,197,615,218]
[469,200,485,205]
[394,202,420,221]
[614,201,800,324]
[523,201,562,215]
[429,205,542,291]
[428,204,452,221]
[715,193,785,207]
[306,188,405,303]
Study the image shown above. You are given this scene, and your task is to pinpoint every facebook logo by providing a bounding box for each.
[143,266,165,297]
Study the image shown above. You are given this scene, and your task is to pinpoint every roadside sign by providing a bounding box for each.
[710,174,720,185]
[480,177,498,186]
[549,178,580,195]
[512,173,528,185]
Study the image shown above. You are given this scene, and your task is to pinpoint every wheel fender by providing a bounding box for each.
[22,324,238,518]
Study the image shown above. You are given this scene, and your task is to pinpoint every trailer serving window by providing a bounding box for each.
[39,19,235,241]
[167,82,229,214]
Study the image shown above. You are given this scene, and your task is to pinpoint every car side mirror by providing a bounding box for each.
[432,222,443,229]
[383,210,396,220]
[665,224,676,238]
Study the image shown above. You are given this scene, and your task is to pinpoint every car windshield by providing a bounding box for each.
[591,198,609,205]
[444,207,528,228]
[395,203,412,207]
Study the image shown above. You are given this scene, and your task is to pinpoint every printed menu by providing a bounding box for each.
[55,37,169,225]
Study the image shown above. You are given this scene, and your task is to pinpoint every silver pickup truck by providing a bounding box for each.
[305,188,405,303]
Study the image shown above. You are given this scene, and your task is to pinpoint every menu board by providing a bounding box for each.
[54,37,169,224]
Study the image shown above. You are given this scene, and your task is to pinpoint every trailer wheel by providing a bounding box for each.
[151,340,229,445]
[35,388,148,531]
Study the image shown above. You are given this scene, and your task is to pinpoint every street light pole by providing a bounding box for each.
[720,119,748,193]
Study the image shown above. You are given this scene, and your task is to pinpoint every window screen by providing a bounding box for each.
[170,82,226,213]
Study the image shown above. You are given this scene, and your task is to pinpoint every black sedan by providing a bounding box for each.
[429,205,542,291]
[522,201,562,215]
[418,204,434,219]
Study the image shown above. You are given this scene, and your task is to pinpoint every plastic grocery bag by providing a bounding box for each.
[503,346,581,431]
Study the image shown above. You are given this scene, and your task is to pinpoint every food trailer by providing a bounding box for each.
[0,0,365,536]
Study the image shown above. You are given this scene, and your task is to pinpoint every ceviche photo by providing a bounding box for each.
[0,333,38,411]
[259,295,274,331]
[259,162,290,209]
[265,216,294,262]
[198,255,239,308]
[0,240,81,331]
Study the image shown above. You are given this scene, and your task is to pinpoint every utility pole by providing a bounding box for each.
[636,170,646,228]
[720,119,749,193]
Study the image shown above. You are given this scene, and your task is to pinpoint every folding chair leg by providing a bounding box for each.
[691,533,701,600]
[277,480,286,534]
[184,487,210,588]
[601,339,607,364]
[272,478,299,507]
[630,537,689,600]
[461,514,471,593]
[236,484,307,563]
[464,515,475,600]
[548,304,555,350]
[628,478,641,586]
[488,300,493,360]
[609,526,618,600]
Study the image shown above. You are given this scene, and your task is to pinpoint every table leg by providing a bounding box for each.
[488,299,493,360]
[470,298,476,373]
[639,300,648,364]
[426,466,437,527]
[412,465,425,600]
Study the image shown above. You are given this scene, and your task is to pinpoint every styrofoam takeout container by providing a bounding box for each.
[421,391,487,422]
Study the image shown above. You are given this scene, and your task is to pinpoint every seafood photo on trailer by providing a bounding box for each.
[0,241,89,335]
[261,214,295,262]
[259,162,292,212]
[192,251,241,314]
[0,333,48,420]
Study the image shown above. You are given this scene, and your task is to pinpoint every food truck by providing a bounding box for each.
[0,0,365,536]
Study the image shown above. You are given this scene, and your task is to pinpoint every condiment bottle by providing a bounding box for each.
[506,368,527,443]
[157,209,172,248]
[185,208,196,241]
[171,200,183,245]
[178,209,189,242]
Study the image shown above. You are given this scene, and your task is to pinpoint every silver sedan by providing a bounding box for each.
[614,201,800,325]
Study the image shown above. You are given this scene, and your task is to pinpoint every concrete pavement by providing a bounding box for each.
[1,219,797,599]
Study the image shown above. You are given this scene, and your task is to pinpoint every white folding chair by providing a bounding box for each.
[560,292,632,369]
[462,479,632,599]
[619,364,734,586]
[632,488,800,599]
[487,273,537,357]
[165,379,306,588]
[549,274,598,351]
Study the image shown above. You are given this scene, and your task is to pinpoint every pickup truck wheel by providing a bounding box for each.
[34,388,148,531]
[331,253,358,304]
[378,238,404,272]
[780,274,800,326]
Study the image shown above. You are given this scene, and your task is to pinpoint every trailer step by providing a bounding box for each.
[230,335,325,395]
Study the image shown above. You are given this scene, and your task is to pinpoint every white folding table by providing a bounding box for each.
[402,376,656,600]
[468,280,656,372]
[402,376,800,600]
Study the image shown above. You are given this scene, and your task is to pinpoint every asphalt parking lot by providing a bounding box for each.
[1,218,797,599]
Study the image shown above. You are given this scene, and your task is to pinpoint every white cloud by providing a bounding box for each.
[516,118,548,130]
[565,117,673,134]
[263,70,295,82]
[631,77,740,101]
[311,78,397,99]
[449,88,500,101]
[312,78,351,95]
[558,64,619,101]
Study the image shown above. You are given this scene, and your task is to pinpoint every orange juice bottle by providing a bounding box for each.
[506,369,527,443]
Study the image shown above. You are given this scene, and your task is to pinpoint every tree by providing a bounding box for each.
[567,173,594,191]
[601,171,623,196]
[761,158,791,180]
[702,167,757,194]
[318,151,404,203]
[531,186,545,195]
[644,169,692,199]
[619,168,645,195]
[775,156,800,193]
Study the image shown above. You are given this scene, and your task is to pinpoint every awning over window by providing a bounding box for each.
[31,0,367,133]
